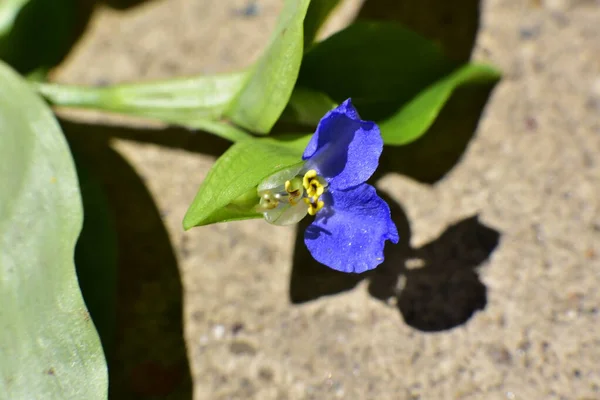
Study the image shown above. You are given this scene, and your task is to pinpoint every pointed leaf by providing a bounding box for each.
[0,61,107,399]
[380,63,501,145]
[225,0,311,134]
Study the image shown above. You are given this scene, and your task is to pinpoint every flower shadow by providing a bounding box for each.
[290,190,500,332]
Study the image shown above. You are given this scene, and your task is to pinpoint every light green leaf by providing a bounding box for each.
[298,21,455,121]
[0,61,107,399]
[0,0,29,37]
[35,73,253,142]
[225,0,311,134]
[303,0,340,49]
[380,63,501,145]
[183,139,304,229]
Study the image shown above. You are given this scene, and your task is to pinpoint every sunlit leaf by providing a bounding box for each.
[35,73,253,142]
[0,61,107,399]
[183,139,303,229]
[380,63,501,145]
[225,0,311,134]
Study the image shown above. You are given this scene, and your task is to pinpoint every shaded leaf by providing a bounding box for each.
[183,139,304,229]
[380,63,500,145]
[280,87,337,126]
[0,61,106,398]
[298,21,455,121]
[225,0,311,134]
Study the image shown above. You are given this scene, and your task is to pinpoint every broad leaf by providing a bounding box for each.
[35,73,253,142]
[298,21,455,121]
[303,0,340,49]
[225,0,311,134]
[0,62,107,398]
[183,139,303,229]
[380,63,501,145]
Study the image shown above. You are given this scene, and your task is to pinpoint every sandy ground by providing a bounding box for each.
[53,0,599,399]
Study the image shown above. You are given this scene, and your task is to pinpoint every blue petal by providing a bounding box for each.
[304,184,399,273]
[302,99,383,190]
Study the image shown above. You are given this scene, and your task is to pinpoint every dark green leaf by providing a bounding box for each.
[183,139,303,229]
[280,87,337,126]
[298,21,456,120]
[0,61,107,398]
[380,63,501,145]
[225,0,311,134]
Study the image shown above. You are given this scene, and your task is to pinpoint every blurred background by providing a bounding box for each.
[10,0,599,398]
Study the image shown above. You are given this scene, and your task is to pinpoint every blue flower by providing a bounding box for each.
[257,99,399,273]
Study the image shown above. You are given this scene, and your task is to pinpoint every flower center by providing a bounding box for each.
[301,170,326,216]
[256,169,328,217]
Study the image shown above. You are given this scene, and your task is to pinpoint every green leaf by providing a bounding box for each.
[280,87,337,126]
[0,0,30,37]
[0,61,107,398]
[35,73,253,142]
[298,21,456,121]
[225,0,311,134]
[303,0,340,49]
[183,139,304,229]
[380,63,501,145]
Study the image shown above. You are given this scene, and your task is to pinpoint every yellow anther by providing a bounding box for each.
[285,177,304,205]
[302,170,327,199]
[304,198,324,216]
[303,170,318,190]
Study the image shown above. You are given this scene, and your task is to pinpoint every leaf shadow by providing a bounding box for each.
[356,0,480,62]
[63,120,193,399]
[375,83,496,184]
[0,0,96,76]
[291,190,500,332]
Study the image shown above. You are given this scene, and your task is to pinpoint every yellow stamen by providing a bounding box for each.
[303,170,327,199]
[304,198,325,216]
[285,177,304,205]
[303,170,317,190]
